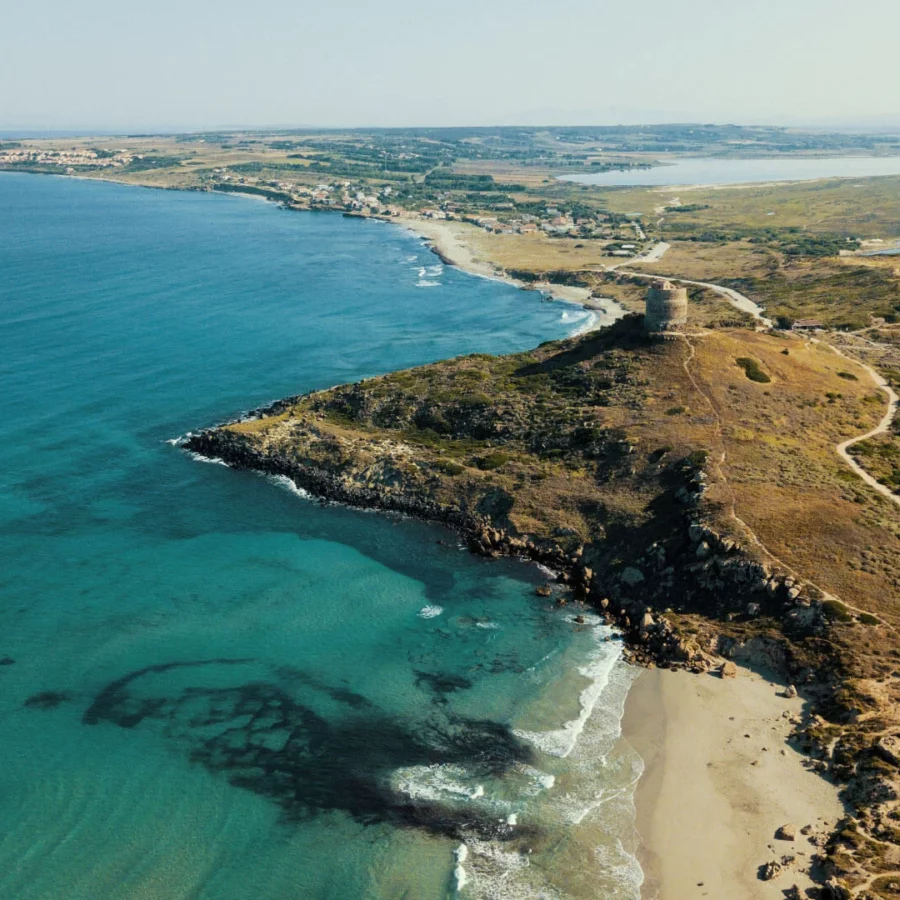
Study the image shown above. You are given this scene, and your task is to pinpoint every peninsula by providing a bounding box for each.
[6,124,900,898]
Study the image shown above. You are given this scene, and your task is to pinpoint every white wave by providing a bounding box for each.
[515,618,621,758]
[393,763,484,805]
[559,308,601,336]
[417,266,427,277]
[506,813,518,826]
[593,839,645,897]
[454,863,469,892]
[186,451,229,467]
[532,770,555,791]
[164,436,183,446]
[425,263,444,276]
[266,473,311,500]
[405,255,418,262]
[455,844,469,863]
[416,279,441,288]
[418,605,443,619]
[475,621,500,630]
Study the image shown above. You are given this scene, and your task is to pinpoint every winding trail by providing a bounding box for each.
[616,255,898,506]
[679,334,899,633]
[829,343,900,509]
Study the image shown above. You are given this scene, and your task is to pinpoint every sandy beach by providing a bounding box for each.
[399,214,610,312]
[624,665,846,900]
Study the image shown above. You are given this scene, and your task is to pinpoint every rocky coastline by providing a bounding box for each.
[184,318,900,897]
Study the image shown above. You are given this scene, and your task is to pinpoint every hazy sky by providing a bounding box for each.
[3,0,898,131]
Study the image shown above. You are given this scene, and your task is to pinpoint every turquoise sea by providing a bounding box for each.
[0,173,641,900]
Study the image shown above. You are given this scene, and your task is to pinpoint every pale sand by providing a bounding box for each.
[399,215,596,309]
[399,215,502,281]
[624,665,846,900]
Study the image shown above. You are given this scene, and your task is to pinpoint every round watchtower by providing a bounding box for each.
[645,280,688,334]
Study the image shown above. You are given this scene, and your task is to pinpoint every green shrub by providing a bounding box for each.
[687,449,710,467]
[432,459,465,476]
[735,357,772,383]
[473,451,511,471]
[823,599,854,622]
[837,371,858,381]
[666,405,688,415]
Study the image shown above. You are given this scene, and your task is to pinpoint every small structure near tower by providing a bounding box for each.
[645,279,688,335]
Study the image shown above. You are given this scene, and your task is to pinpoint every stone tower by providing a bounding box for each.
[645,279,688,334]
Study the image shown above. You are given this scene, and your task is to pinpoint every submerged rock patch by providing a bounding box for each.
[83,658,534,840]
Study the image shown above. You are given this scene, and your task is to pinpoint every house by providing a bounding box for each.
[792,319,824,331]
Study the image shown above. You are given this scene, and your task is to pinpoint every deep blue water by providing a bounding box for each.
[0,174,639,900]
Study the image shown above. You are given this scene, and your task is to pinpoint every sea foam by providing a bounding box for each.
[515,618,621,758]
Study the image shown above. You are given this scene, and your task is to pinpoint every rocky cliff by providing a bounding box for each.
[187,316,900,895]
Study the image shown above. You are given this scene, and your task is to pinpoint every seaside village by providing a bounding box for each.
[0,146,136,170]
[209,171,645,251]
[0,144,646,253]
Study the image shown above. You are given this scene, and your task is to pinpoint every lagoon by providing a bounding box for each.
[562,155,900,187]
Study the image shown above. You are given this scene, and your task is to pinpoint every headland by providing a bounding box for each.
[6,125,900,897]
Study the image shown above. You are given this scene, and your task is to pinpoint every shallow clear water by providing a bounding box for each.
[0,173,639,900]
[562,155,900,186]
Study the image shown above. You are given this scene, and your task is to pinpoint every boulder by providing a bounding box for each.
[760,860,782,881]
[782,685,798,699]
[535,585,552,597]
[719,661,738,679]
[775,824,796,841]
[821,880,851,900]
[875,735,900,767]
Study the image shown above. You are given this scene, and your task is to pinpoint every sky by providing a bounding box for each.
[2,0,898,131]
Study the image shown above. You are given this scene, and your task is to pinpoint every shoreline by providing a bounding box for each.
[9,168,878,898]
[397,214,626,327]
[623,665,846,900]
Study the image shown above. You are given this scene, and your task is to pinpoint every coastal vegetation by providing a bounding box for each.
[6,123,900,896]
[186,316,900,897]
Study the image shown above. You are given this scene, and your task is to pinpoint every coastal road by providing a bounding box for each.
[620,267,774,330]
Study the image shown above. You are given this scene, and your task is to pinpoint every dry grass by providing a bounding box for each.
[689,331,900,615]
[464,229,612,272]
[597,176,900,239]
[630,240,782,282]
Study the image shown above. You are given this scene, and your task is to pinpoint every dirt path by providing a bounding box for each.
[622,262,897,506]
[828,343,900,509]
[680,334,899,632]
